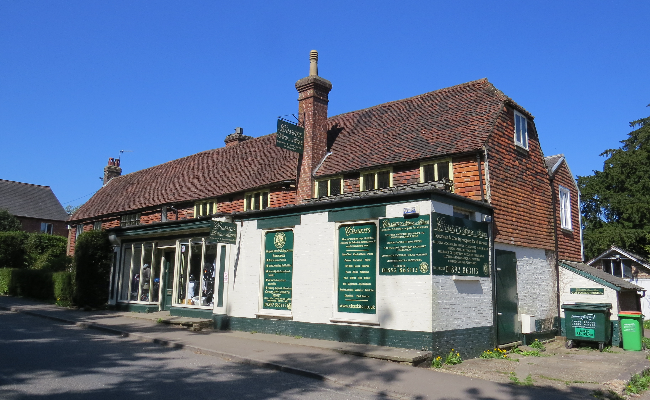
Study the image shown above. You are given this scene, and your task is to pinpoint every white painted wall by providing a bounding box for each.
[431,275,493,331]
[558,267,619,319]
[630,279,650,317]
[226,220,263,318]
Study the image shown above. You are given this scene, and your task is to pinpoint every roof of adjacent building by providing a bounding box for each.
[316,78,527,176]
[71,134,298,221]
[71,78,529,222]
[560,260,644,291]
[0,179,68,221]
[587,245,650,270]
[544,154,565,176]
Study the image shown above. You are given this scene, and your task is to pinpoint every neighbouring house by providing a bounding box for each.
[0,179,69,236]
[67,51,583,356]
[588,246,650,316]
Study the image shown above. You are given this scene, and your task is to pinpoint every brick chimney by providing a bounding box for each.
[295,50,332,203]
[103,158,122,185]
[224,127,253,147]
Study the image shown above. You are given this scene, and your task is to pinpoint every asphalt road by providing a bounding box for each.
[0,310,399,400]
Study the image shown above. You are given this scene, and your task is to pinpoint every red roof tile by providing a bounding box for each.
[71,134,298,221]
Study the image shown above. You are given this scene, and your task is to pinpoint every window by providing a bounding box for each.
[245,190,270,211]
[559,186,572,230]
[514,110,528,149]
[93,221,102,231]
[315,177,343,198]
[120,213,141,227]
[603,258,633,279]
[453,208,473,220]
[360,169,392,191]
[40,222,53,235]
[75,224,83,240]
[195,199,217,217]
[420,159,452,183]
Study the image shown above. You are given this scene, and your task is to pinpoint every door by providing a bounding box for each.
[495,249,520,345]
[161,250,175,311]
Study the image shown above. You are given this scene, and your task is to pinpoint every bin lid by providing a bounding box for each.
[619,311,642,315]
[561,302,613,311]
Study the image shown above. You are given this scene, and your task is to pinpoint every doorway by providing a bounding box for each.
[495,249,520,345]
[160,249,176,311]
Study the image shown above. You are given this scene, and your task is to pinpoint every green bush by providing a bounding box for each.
[53,271,74,306]
[11,269,53,300]
[0,268,16,294]
[74,230,113,307]
[0,231,29,269]
[0,209,22,232]
[25,234,70,271]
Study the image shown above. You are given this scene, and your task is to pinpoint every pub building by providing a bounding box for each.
[69,51,585,357]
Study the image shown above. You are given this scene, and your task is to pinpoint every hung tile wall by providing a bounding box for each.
[552,161,583,261]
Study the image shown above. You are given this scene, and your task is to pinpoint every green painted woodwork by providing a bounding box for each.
[560,262,621,291]
[170,307,213,319]
[276,119,304,154]
[328,205,386,223]
[338,223,377,314]
[379,215,430,275]
[115,303,158,313]
[217,245,226,308]
[431,213,490,277]
[161,250,175,311]
[257,215,302,230]
[263,230,294,310]
[209,220,237,244]
[495,249,520,345]
[117,220,211,237]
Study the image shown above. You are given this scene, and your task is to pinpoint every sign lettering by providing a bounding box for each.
[379,216,430,275]
[338,223,376,314]
[276,119,304,154]
[430,213,489,277]
[263,230,294,310]
[210,220,237,244]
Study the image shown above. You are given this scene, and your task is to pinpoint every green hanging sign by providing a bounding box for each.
[209,220,237,244]
[263,230,294,310]
[431,213,490,277]
[276,119,304,154]
[338,223,377,314]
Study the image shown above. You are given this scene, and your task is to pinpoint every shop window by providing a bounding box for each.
[119,247,133,301]
[118,243,162,304]
[245,190,270,211]
[315,177,343,198]
[40,222,53,235]
[195,199,217,217]
[514,110,528,150]
[175,239,219,307]
[559,186,572,230]
[130,245,142,301]
[360,169,392,191]
[420,159,452,183]
[120,213,141,227]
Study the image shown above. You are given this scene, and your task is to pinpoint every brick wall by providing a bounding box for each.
[552,161,583,262]
[452,155,485,201]
[392,163,420,186]
[17,217,68,237]
[486,107,555,251]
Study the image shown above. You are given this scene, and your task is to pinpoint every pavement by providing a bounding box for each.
[0,295,648,400]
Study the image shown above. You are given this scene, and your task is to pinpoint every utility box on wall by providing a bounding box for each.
[521,314,536,334]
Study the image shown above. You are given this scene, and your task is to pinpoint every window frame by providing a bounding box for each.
[120,213,141,227]
[315,176,344,198]
[420,159,453,183]
[359,168,393,192]
[75,224,83,240]
[514,110,529,150]
[244,190,271,211]
[559,185,572,230]
[194,199,218,217]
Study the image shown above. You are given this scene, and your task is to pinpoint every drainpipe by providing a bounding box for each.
[550,172,561,331]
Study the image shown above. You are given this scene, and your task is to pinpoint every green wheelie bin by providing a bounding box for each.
[618,311,644,351]
[561,303,612,351]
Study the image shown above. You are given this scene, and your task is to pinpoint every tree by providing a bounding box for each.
[73,230,113,307]
[0,209,22,232]
[65,204,81,216]
[578,106,650,260]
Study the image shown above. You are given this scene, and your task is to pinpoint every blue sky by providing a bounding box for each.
[1,1,648,209]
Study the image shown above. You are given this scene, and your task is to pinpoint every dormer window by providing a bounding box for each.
[195,199,217,217]
[420,159,452,183]
[120,213,141,227]
[245,190,270,211]
[315,176,343,198]
[360,169,392,191]
[514,110,528,150]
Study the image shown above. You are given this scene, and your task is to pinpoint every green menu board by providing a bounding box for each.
[338,223,377,314]
[379,216,430,275]
[263,230,294,310]
[431,213,490,277]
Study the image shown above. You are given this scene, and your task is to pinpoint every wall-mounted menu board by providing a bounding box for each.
[431,213,490,277]
[263,230,294,310]
[379,216,430,275]
[338,223,376,314]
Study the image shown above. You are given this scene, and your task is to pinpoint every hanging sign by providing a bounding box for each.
[338,223,377,314]
[379,216,430,275]
[431,213,489,277]
[276,119,304,154]
[210,220,237,244]
[263,230,294,310]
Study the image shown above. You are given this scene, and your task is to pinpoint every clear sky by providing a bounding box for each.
[1,1,648,210]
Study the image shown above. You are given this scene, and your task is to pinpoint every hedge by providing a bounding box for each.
[0,268,74,306]
[74,230,112,307]
[0,231,29,269]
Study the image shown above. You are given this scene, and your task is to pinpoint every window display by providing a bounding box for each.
[118,242,162,304]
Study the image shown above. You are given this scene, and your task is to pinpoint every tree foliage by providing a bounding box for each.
[74,230,113,307]
[578,107,650,260]
[0,209,22,232]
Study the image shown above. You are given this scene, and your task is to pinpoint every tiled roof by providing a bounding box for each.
[544,154,564,176]
[561,260,644,291]
[71,134,298,221]
[317,78,523,176]
[0,179,68,221]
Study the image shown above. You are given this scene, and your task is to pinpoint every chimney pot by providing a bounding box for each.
[309,50,318,76]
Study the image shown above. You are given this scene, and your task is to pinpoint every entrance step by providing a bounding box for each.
[121,311,213,331]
